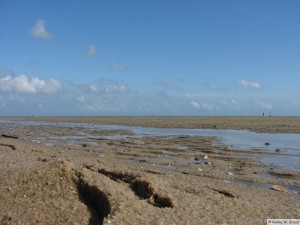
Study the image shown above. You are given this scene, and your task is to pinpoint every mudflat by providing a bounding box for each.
[4,116,300,133]
[0,117,299,225]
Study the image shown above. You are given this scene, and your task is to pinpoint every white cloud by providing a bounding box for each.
[231,99,238,105]
[156,78,184,90]
[77,95,86,103]
[221,99,240,109]
[256,100,273,109]
[81,81,128,96]
[183,93,199,98]
[190,101,214,110]
[203,83,217,90]
[201,103,214,110]
[108,62,128,72]
[89,85,98,92]
[103,84,127,95]
[30,20,53,40]
[190,101,201,109]
[0,75,61,94]
[237,79,262,89]
[222,100,228,106]
[85,45,97,56]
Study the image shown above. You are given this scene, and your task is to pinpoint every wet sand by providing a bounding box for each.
[0,117,299,225]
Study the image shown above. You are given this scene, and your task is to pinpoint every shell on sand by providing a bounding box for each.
[271,185,289,193]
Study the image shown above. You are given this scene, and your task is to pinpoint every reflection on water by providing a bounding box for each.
[1,119,300,171]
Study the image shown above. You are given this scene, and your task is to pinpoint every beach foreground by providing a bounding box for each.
[0,117,299,225]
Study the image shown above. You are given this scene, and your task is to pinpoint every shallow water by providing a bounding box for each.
[229,180,300,195]
[1,119,300,171]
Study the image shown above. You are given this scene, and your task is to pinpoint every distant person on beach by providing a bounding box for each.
[263,112,265,117]
[269,112,271,117]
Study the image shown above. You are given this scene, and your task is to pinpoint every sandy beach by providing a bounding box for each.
[0,117,299,225]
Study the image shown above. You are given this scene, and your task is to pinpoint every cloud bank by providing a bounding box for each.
[30,20,53,40]
[0,74,298,116]
[0,75,61,94]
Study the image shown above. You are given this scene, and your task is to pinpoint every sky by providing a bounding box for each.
[0,0,300,116]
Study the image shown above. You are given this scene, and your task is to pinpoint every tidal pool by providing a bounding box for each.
[1,119,300,171]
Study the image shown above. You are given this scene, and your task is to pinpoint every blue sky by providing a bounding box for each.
[0,0,299,116]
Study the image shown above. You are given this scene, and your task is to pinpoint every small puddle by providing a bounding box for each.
[178,146,189,150]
